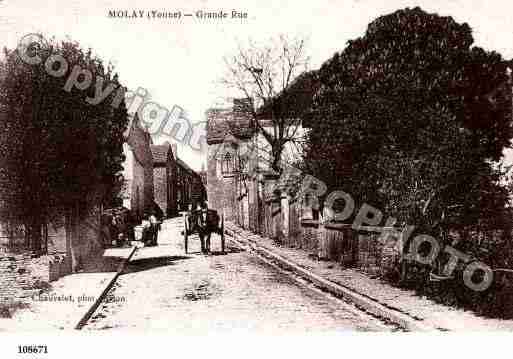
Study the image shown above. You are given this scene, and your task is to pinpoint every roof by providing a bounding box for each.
[150,142,174,164]
[176,157,195,175]
[206,98,255,145]
[126,113,153,167]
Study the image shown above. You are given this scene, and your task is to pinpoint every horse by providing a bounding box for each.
[188,207,220,253]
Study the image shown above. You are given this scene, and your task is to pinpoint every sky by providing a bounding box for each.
[1,0,513,170]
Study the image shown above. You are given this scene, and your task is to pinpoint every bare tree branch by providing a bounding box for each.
[219,35,310,172]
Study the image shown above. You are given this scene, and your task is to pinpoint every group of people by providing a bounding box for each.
[101,208,134,248]
[101,206,163,248]
[102,201,219,251]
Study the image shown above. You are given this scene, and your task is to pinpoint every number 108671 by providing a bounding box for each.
[18,345,48,354]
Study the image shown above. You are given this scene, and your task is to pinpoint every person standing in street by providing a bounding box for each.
[141,213,151,246]
[149,211,159,246]
[197,201,218,254]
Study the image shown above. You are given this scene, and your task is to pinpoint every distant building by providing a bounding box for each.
[176,157,206,211]
[120,113,207,217]
[120,113,154,221]
[151,142,178,218]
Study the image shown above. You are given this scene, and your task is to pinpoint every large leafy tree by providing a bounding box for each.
[306,7,512,238]
[0,37,128,253]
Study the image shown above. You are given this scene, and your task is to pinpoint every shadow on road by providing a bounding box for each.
[119,243,245,274]
[124,255,191,273]
[187,245,245,256]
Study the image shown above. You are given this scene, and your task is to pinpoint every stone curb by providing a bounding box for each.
[74,246,138,330]
[225,226,435,332]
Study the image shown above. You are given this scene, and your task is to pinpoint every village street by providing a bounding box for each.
[84,217,392,332]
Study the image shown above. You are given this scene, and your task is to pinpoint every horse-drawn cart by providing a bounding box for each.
[182,208,225,254]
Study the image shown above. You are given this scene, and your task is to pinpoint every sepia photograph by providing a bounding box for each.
[1,0,513,357]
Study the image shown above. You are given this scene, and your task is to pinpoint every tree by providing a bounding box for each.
[306,7,512,237]
[221,35,311,172]
[0,37,129,253]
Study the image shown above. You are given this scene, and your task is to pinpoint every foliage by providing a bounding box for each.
[306,7,512,237]
[303,6,513,316]
[0,36,128,252]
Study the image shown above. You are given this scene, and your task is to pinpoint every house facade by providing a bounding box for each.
[120,113,154,221]
[205,99,255,222]
[176,158,206,212]
[205,97,308,229]
[151,142,178,218]
[122,113,206,218]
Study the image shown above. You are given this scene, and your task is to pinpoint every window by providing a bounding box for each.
[221,152,234,175]
[239,156,247,173]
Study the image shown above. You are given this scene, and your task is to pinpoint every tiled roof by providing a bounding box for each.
[206,99,255,145]
[176,157,195,175]
[126,113,153,167]
[150,142,172,164]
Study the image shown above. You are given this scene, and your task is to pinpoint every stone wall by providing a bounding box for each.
[207,144,237,221]
[226,172,404,279]
[287,197,301,247]
[167,157,178,217]
[47,222,66,254]
[323,224,356,265]
[74,204,103,272]
[234,183,402,278]
[357,232,383,276]
[143,160,154,213]
[357,228,403,278]
[0,203,103,302]
[0,253,68,303]
[123,112,155,221]
[299,220,318,252]
[131,159,145,221]
[153,167,168,216]
[247,178,260,233]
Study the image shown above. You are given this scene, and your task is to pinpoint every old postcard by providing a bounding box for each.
[1,0,513,356]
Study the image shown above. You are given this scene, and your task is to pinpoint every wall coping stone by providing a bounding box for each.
[325,223,353,231]
[300,219,319,228]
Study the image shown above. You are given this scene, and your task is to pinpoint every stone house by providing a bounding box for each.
[176,158,206,212]
[205,99,255,222]
[205,98,295,227]
[120,112,155,221]
[190,165,207,208]
[151,142,178,218]
[206,81,316,230]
